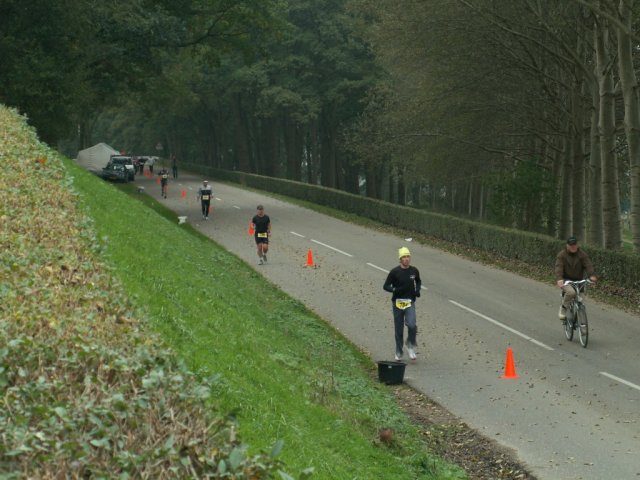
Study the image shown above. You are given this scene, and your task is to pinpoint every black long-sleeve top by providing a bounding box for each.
[383,265,421,301]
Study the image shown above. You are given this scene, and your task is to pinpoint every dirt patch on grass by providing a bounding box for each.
[392,385,537,480]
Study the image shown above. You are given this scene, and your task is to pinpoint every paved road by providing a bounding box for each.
[127,171,639,479]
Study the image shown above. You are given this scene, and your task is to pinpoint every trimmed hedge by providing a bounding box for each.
[184,163,640,289]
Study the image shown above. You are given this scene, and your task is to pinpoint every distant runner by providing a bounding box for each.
[197,180,213,220]
[158,167,169,198]
[252,205,271,265]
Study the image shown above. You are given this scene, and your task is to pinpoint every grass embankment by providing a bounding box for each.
[0,108,292,477]
[65,162,464,479]
[1,104,466,479]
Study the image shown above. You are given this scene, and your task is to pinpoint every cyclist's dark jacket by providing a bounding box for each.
[383,266,421,302]
[252,214,270,234]
[554,249,594,281]
[159,169,169,183]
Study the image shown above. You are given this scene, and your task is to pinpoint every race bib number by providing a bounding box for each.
[257,232,268,238]
[395,299,412,310]
[162,174,168,179]
[201,195,210,200]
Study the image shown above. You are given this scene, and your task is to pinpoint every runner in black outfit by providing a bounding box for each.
[252,205,271,265]
[197,180,212,220]
[158,167,169,198]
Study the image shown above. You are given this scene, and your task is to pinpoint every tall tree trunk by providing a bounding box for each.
[381,161,391,202]
[397,172,406,206]
[559,134,574,239]
[365,163,378,198]
[308,120,319,184]
[616,0,640,251]
[596,18,623,249]
[232,94,250,172]
[546,144,560,236]
[587,75,604,246]
[77,120,93,151]
[320,109,337,188]
[284,116,302,181]
[571,81,587,241]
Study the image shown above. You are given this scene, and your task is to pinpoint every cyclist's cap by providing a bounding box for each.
[257,205,264,210]
[567,236,577,245]
[398,247,411,258]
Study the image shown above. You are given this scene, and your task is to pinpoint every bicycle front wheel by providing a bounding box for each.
[564,313,574,341]
[577,306,588,347]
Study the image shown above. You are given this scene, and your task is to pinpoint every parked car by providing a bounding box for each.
[101,162,129,182]
[108,155,135,181]
[107,155,136,181]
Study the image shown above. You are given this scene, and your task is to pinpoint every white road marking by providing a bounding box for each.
[367,263,388,273]
[215,197,222,201]
[600,372,640,392]
[233,205,241,209]
[290,231,305,238]
[311,239,352,257]
[449,300,554,351]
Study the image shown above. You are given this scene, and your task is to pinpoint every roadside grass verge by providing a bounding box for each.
[0,107,290,478]
[64,160,466,479]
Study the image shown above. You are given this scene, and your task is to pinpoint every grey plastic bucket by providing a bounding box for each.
[377,361,406,385]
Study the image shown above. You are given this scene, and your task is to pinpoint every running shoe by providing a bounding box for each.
[407,347,416,360]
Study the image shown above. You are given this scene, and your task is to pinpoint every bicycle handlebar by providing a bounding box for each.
[562,279,594,286]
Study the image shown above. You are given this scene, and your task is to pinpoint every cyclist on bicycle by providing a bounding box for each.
[554,236,597,322]
[158,167,169,198]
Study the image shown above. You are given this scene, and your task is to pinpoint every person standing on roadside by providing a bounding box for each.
[147,156,156,174]
[197,180,212,220]
[554,236,597,322]
[252,205,271,265]
[383,247,422,361]
[171,155,178,179]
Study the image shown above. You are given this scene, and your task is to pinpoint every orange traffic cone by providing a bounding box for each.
[306,248,315,267]
[181,190,186,198]
[501,347,518,379]
[249,222,255,236]
[156,176,160,184]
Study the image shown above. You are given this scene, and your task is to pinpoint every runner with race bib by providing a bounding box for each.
[197,180,213,220]
[158,167,170,198]
[252,205,271,265]
[383,247,422,361]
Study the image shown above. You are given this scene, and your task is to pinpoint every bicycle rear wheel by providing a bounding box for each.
[577,306,588,347]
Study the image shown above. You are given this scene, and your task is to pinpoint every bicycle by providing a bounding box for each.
[561,279,593,347]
